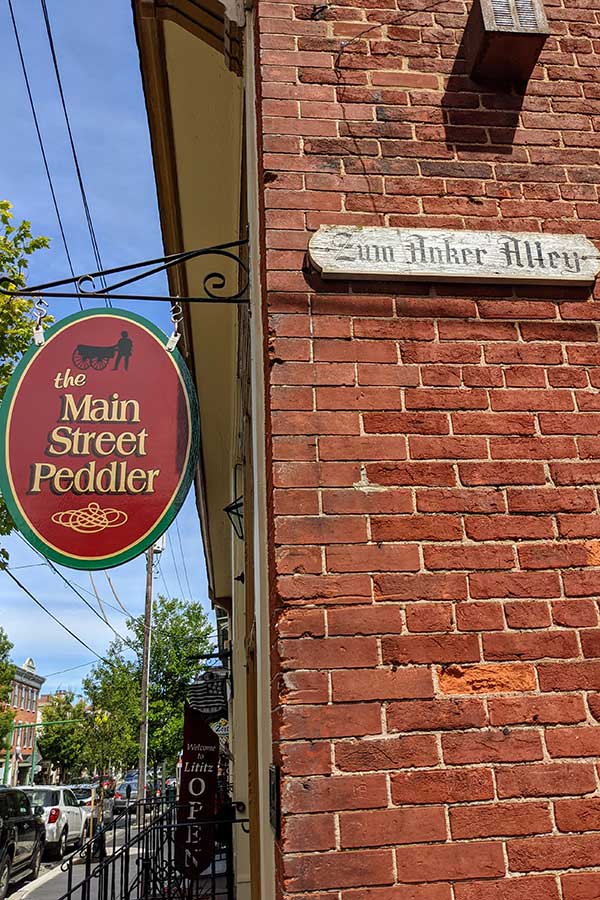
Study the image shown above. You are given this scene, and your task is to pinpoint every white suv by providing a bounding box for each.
[21,787,85,859]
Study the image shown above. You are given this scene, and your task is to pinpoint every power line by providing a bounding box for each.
[39,0,111,307]
[6,0,83,311]
[168,531,187,602]
[4,568,104,660]
[42,660,96,679]
[175,518,194,601]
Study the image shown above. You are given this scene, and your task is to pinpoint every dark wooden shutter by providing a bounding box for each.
[465,0,549,80]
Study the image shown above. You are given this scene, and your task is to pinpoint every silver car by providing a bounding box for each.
[21,787,85,859]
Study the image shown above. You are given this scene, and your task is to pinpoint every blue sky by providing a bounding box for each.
[0,0,212,693]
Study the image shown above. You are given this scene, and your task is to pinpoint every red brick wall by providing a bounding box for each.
[253,0,600,896]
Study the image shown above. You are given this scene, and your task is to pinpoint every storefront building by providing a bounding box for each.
[132,0,600,897]
[2,658,45,785]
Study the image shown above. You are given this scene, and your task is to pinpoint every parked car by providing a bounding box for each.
[67,785,114,827]
[0,787,45,900]
[21,786,85,860]
[113,781,137,814]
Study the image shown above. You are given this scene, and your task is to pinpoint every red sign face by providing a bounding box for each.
[0,309,198,569]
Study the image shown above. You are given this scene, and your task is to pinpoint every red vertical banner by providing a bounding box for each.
[174,703,219,877]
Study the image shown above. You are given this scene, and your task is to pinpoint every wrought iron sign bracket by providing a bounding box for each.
[0,236,250,305]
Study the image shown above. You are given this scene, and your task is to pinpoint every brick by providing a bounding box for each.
[276,543,322,574]
[343,888,452,900]
[507,488,596,513]
[283,671,328,705]
[391,768,494,806]
[382,634,479,664]
[340,807,446,849]
[450,801,552,839]
[319,435,407,460]
[282,773,388,815]
[453,413,535,435]
[284,848,394,892]
[470,571,561,599]
[326,543,420,573]
[553,600,598,627]
[364,412,449,434]
[409,435,488,459]
[423,544,515,570]
[483,631,579,661]
[488,695,587,726]
[280,636,378,670]
[335,734,439,772]
[455,878,560,900]
[518,542,588,569]
[546,726,600,758]
[562,873,600,900]
[563,570,600,597]
[490,437,577,459]
[365,461,456,487]
[555,798,600,833]
[388,698,486,733]
[508,834,600,872]
[371,515,462,542]
[396,841,505,883]
[438,663,537,695]
[278,741,331,779]
[281,703,381,739]
[539,661,600,691]
[405,602,453,633]
[465,515,553,541]
[327,605,404,636]
[461,461,547,485]
[277,608,326,638]
[442,729,543,764]
[505,602,551,629]
[456,601,504,631]
[323,488,412,515]
[417,489,506,513]
[283,813,336,852]
[332,667,434,702]
[276,515,367,544]
[374,572,467,601]
[497,763,596,798]
[277,573,371,603]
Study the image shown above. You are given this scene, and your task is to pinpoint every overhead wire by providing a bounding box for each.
[6,0,83,311]
[42,660,96,679]
[4,568,104,660]
[168,531,187,602]
[39,0,111,307]
[175,518,194,602]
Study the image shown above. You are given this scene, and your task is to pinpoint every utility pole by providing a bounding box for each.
[137,545,154,826]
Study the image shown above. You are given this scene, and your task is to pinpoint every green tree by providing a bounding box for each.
[0,200,49,540]
[82,654,139,773]
[37,691,87,782]
[83,595,214,774]
[0,627,15,751]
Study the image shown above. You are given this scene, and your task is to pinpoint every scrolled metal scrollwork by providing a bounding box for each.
[0,235,250,305]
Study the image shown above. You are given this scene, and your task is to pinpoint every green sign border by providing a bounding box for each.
[0,308,199,570]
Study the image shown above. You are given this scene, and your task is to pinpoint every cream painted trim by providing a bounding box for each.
[244,10,276,895]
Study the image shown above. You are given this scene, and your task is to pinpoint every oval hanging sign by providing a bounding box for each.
[0,308,199,569]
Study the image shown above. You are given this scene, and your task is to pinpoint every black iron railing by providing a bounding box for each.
[58,799,248,900]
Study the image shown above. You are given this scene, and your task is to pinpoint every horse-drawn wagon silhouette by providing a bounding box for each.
[72,343,117,370]
[72,332,133,371]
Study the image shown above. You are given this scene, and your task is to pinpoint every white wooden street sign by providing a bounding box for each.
[308,226,599,286]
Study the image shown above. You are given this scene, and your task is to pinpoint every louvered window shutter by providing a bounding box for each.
[465,0,549,81]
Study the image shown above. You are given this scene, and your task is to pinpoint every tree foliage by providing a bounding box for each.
[37,691,87,783]
[0,200,49,539]
[82,595,214,773]
[0,627,15,752]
